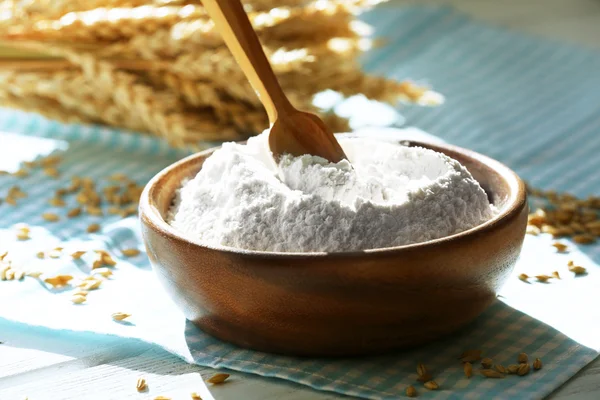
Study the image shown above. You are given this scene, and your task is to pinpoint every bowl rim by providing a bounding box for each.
[139,138,527,259]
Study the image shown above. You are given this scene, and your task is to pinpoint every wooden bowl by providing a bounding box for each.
[139,138,528,357]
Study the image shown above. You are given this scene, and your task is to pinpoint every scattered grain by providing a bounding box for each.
[48,197,66,207]
[551,242,568,252]
[405,385,417,397]
[5,269,14,280]
[122,248,140,257]
[16,231,30,240]
[518,273,529,281]
[423,381,439,390]
[481,358,493,369]
[463,362,472,378]
[573,234,596,244]
[552,271,560,279]
[108,173,128,182]
[568,260,574,267]
[495,364,506,374]
[416,363,427,378]
[518,353,528,364]
[43,167,60,178]
[71,251,87,259]
[517,363,530,376]
[93,268,113,278]
[67,207,82,218]
[535,275,552,283]
[87,223,101,233]
[9,186,27,199]
[136,377,147,392]
[82,177,95,189]
[26,271,43,278]
[526,189,600,244]
[44,275,73,287]
[13,169,29,178]
[76,192,89,205]
[191,393,202,400]
[71,295,87,304]
[0,266,9,280]
[153,397,170,400]
[120,205,138,218]
[207,373,230,384]
[92,258,104,269]
[112,312,131,321]
[108,207,121,215]
[67,178,82,193]
[41,155,62,166]
[481,369,504,379]
[42,212,60,222]
[80,278,103,290]
[569,266,587,275]
[95,250,117,266]
[86,206,103,216]
[533,358,542,371]
[48,249,62,259]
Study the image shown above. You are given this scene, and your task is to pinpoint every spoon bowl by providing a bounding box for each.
[139,135,528,357]
[269,109,347,162]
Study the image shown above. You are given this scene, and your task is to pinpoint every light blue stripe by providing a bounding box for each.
[518,112,600,179]
[534,117,600,190]
[360,8,429,71]
[363,8,451,66]
[472,50,595,159]
[395,30,547,144]
[402,33,539,141]
[425,43,574,148]
[372,9,463,75]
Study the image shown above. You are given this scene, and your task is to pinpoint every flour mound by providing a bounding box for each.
[168,132,495,252]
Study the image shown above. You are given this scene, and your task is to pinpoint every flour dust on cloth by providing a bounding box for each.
[169,132,495,252]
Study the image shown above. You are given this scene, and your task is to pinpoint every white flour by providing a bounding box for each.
[168,132,495,252]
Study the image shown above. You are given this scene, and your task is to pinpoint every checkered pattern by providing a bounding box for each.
[0,5,599,400]
[182,302,597,400]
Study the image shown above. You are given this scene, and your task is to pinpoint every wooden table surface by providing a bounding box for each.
[2,0,600,399]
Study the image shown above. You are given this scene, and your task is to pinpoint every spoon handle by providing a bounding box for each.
[202,0,292,124]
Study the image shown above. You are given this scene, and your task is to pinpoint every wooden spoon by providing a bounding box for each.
[201,0,348,163]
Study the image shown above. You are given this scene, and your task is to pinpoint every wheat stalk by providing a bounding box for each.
[165,38,367,107]
[5,0,361,50]
[4,5,205,42]
[99,1,360,59]
[7,0,151,22]
[0,70,148,130]
[0,79,95,125]
[0,0,440,147]
[168,38,362,85]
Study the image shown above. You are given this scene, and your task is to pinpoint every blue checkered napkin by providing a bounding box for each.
[183,302,596,400]
[1,5,599,400]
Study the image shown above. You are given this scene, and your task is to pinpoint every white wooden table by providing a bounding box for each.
[2,0,600,399]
